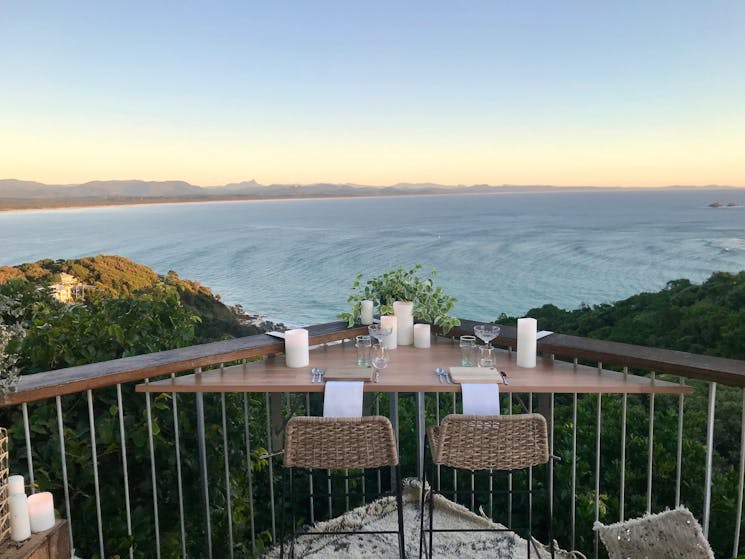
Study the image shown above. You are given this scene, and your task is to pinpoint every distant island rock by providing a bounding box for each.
[708,201,740,208]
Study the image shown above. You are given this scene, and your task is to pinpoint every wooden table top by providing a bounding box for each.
[136,339,692,395]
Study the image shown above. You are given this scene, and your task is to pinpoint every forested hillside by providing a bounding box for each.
[0,254,277,344]
[502,271,745,360]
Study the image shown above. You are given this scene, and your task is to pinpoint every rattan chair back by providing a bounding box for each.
[428,413,549,471]
[283,415,399,470]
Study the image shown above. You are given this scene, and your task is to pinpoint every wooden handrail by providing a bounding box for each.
[3,318,744,408]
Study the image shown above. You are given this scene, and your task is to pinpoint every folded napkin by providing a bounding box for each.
[323,381,364,418]
[461,383,500,416]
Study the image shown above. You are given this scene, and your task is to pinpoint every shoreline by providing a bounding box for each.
[2,186,742,213]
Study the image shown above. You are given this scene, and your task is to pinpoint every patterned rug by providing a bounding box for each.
[262,479,584,558]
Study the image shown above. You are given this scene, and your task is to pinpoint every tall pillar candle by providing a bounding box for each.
[380,315,397,350]
[516,317,537,368]
[360,300,374,325]
[413,323,431,349]
[393,301,414,345]
[9,493,31,541]
[8,474,25,496]
[284,328,309,368]
[27,491,55,533]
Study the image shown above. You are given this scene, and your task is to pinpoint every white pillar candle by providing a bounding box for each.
[380,315,397,350]
[413,323,431,349]
[9,493,31,541]
[27,491,55,533]
[284,328,309,368]
[517,317,537,368]
[393,301,414,345]
[8,474,25,496]
[360,300,374,325]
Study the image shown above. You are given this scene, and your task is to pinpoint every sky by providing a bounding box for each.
[1,0,744,187]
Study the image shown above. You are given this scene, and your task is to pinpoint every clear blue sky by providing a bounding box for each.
[2,0,744,186]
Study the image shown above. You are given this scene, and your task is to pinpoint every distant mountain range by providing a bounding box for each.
[0,179,739,210]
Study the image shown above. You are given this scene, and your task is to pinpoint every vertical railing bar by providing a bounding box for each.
[242,392,257,554]
[376,395,381,494]
[196,387,213,559]
[703,382,717,538]
[264,392,277,538]
[390,392,400,494]
[452,391,458,503]
[647,371,655,514]
[436,392,441,490]
[115,385,134,559]
[620,367,628,521]
[675,377,686,508]
[528,393,534,527]
[55,396,74,552]
[220,392,235,559]
[733,387,745,558]
[594,367,602,559]
[22,403,35,493]
[87,389,105,559]
[571,391,577,550]
[508,392,513,529]
[549,391,555,532]
[145,382,161,559]
[169,376,186,559]
[416,392,425,482]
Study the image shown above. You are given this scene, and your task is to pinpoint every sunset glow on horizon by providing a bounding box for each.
[2,1,744,187]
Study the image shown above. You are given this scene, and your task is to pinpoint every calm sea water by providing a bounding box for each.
[1,190,745,325]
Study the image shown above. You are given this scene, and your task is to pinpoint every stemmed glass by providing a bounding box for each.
[370,344,389,383]
[474,324,500,367]
[368,324,393,347]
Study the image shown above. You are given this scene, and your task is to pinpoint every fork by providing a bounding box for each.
[435,367,450,384]
[311,368,320,383]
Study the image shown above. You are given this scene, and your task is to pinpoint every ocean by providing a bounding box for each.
[1,189,744,326]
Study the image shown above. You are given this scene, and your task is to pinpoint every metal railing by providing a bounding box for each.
[1,319,744,558]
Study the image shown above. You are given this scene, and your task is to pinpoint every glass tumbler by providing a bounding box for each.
[459,335,477,366]
[355,335,372,366]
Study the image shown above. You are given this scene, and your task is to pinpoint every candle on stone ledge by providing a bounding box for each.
[360,300,374,325]
[517,317,537,368]
[413,323,431,349]
[284,328,309,368]
[8,474,25,496]
[380,315,397,350]
[27,491,55,533]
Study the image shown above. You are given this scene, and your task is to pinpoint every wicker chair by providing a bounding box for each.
[419,413,554,559]
[281,415,405,558]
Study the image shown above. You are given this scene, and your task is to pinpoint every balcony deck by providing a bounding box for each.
[1,319,743,558]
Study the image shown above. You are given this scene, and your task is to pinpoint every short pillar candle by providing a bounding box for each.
[380,315,397,350]
[413,323,431,349]
[27,491,55,533]
[284,328,309,368]
[8,474,25,496]
[516,317,537,368]
[9,493,31,541]
[360,300,374,325]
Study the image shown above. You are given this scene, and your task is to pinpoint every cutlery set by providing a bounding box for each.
[310,368,325,383]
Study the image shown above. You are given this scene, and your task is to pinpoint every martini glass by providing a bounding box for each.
[474,324,500,348]
[368,324,393,346]
[474,324,500,367]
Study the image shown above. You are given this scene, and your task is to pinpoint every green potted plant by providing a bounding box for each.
[338,264,460,334]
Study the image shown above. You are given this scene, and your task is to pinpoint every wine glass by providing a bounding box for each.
[474,324,500,348]
[368,324,392,346]
[370,344,389,383]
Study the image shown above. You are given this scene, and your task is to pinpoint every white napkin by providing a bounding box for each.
[461,383,500,416]
[323,381,364,418]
